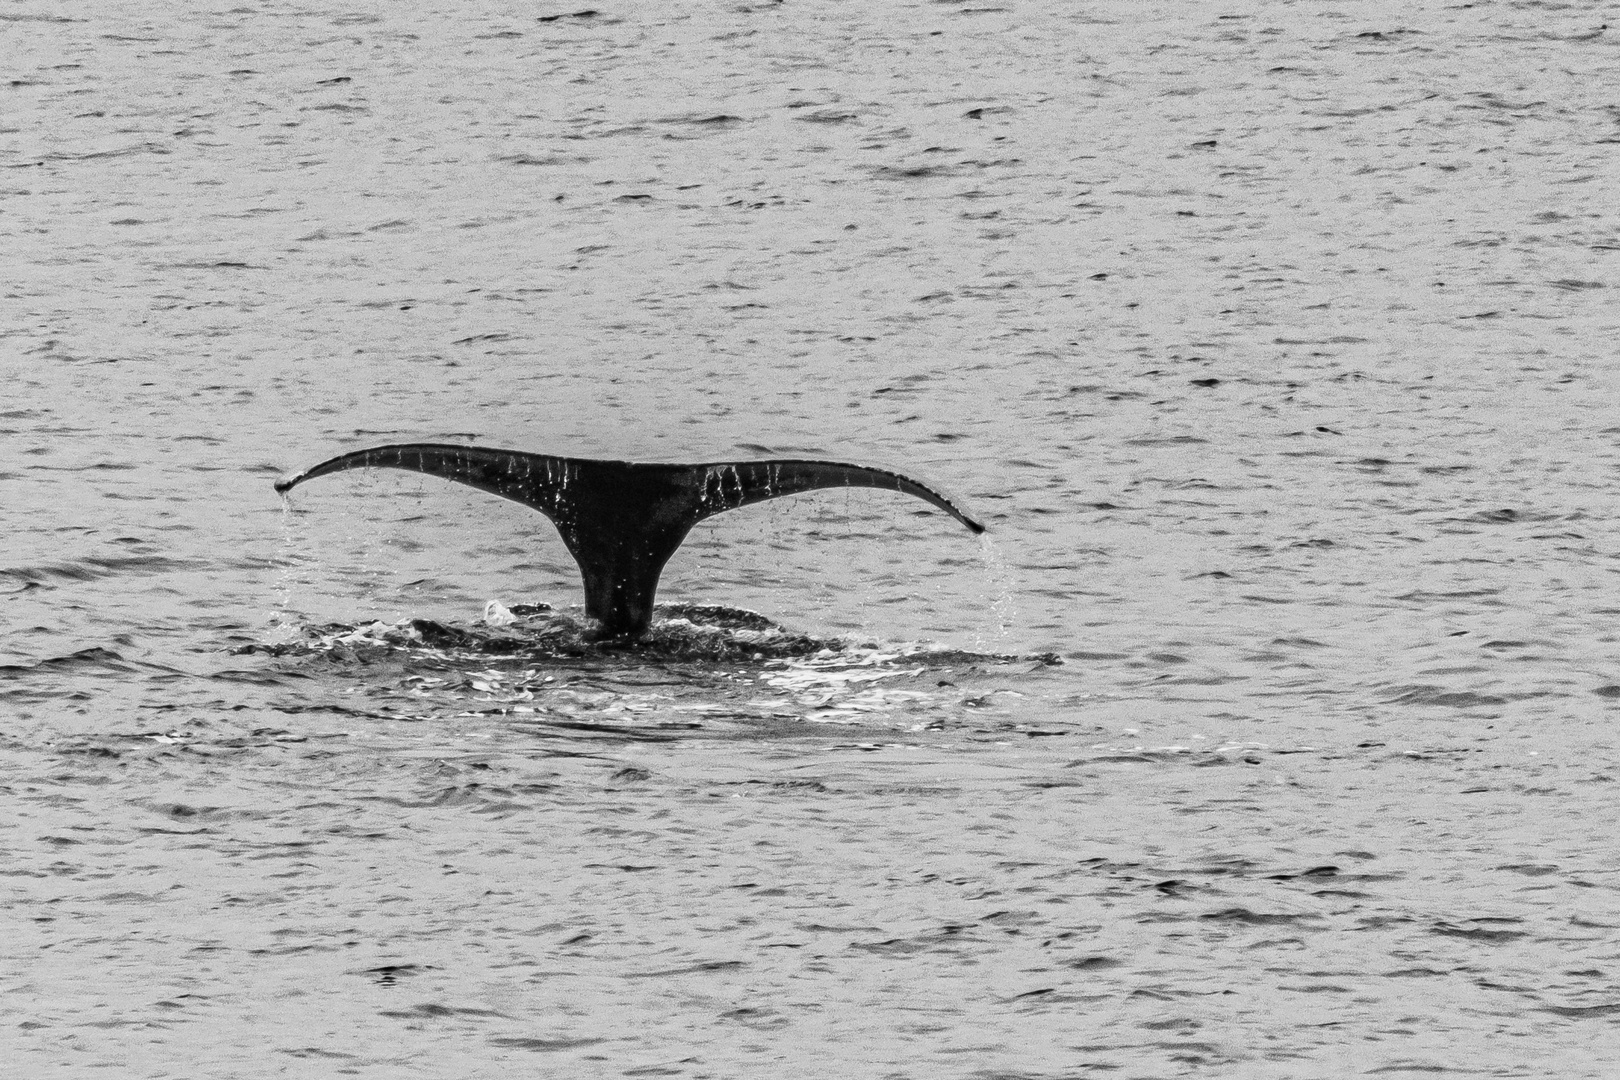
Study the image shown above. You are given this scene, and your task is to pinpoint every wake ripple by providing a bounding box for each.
[225,605,1058,738]
[236,603,834,661]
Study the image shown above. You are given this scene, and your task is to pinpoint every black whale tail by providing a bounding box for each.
[274,443,986,640]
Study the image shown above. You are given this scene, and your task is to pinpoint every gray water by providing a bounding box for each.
[7,2,1620,1076]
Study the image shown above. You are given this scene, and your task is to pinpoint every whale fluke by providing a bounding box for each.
[274,443,985,640]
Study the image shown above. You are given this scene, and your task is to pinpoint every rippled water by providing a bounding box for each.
[7,2,1620,1075]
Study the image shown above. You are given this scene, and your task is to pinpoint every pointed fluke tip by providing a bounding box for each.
[274,466,318,495]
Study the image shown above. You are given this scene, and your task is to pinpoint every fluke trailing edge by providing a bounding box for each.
[274,443,986,640]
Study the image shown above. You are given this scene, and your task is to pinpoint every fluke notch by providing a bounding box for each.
[274,443,985,640]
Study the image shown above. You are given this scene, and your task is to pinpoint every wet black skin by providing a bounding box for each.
[274,443,986,641]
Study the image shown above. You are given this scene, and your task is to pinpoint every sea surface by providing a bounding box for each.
[6,2,1620,1076]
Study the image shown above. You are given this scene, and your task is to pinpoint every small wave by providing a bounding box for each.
[1384,685,1510,708]
[0,646,132,676]
[1,555,202,586]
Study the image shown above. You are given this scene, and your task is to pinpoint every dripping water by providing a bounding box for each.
[973,531,1016,653]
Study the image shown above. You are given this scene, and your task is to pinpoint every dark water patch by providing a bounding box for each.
[489,1035,608,1051]
[511,718,692,742]
[267,704,385,722]
[1362,1063,1480,1075]
[1383,685,1508,708]
[871,163,963,181]
[627,959,746,979]
[352,963,436,986]
[1542,1002,1620,1019]
[917,648,1060,668]
[497,152,592,166]
[850,934,966,957]
[1199,908,1318,926]
[162,259,262,270]
[358,784,540,811]
[0,647,133,676]
[1430,921,1527,944]
[1437,507,1558,526]
[1065,956,1122,971]
[1062,750,1233,768]
[1,554,204,586]
[536,9,600,22]
[662,113,744,127]
[720,1005,786,1024]
[1391,588,1500,602]
[48,142,171,162]
[132,800,236,822]
[794,108,860,124]
[209,668,294,685]
[724,777,832,795]
[1124,435,1209,447]
[1264,866,1339,881]
[379,1002,509,1020]
[50,742,122,760]
[278,1047,358,1060]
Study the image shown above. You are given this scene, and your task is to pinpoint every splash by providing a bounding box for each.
[758,645,931,724]
[482,599,518,626]
[234,602,836,661]
[233,600,1055,671]
[227,601,1056,739]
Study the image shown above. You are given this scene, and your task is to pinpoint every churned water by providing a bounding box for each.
[6,2,1620,1076]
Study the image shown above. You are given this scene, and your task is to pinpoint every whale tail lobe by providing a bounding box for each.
[275,443,985,639]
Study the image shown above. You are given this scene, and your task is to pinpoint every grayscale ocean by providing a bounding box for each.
[6,2,1620,1076]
